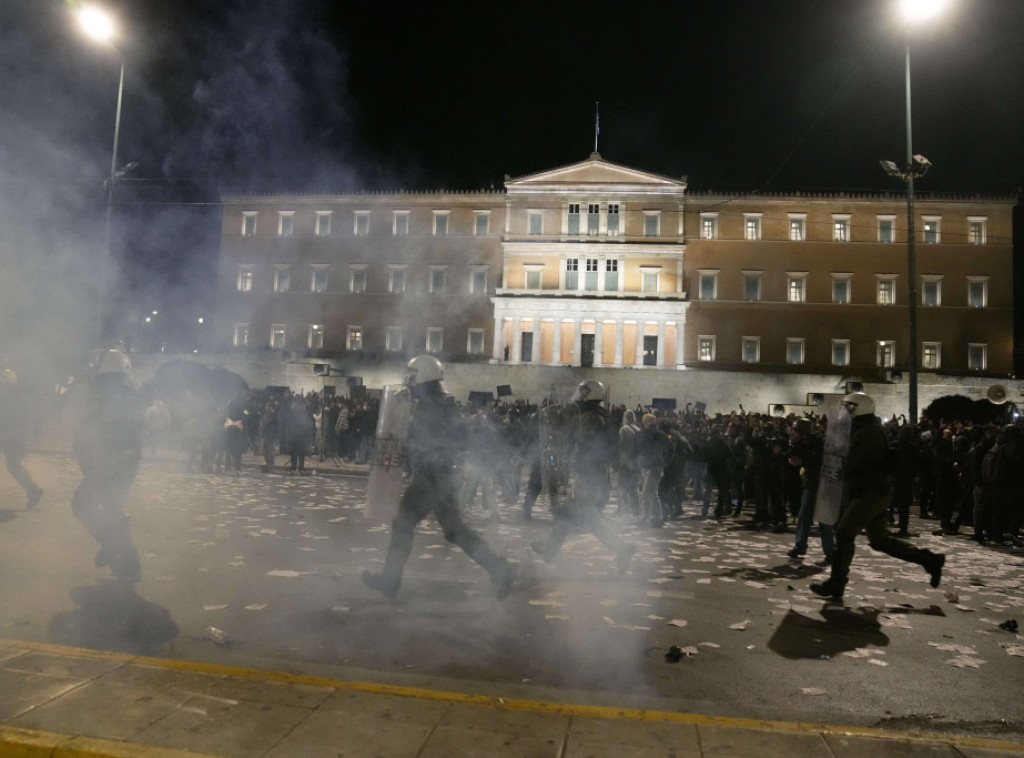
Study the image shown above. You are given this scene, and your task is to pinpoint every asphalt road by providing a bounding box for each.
[1,450,1023,740]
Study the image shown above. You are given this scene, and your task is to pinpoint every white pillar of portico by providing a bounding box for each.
[531,315,542,363]
[571,319,582,367]
[552,318,562,364]
[656,320,666,366]
[614,321,624,367]
[635,322,645,366]
[675,317,686,367]
[511,318,522,365]
[593,319,604,367]
[492,315,504,361]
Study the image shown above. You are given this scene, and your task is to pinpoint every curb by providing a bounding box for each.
[0,725,215,758]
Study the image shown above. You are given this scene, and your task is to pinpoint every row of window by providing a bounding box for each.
[236,265,489,296]
[698,271,990,307]
[697,336,987,371]
[241,209,493,238]
[698,212,987,244]
[238,206,989,245]
[232,323,485,356]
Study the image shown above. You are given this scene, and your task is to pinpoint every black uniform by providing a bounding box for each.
[361,381,515,599]
[70,371,144,581]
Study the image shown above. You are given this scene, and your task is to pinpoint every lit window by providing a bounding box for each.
[699,271,718,300]
[832,275,851,304]
[433,211,449,237]
[604,259,619,291]
[968,217,987,245]
[642,269,659,293]
[467,329,485,355]
[922,216,941,244]
[308,324,324,351]
[565,258,579,289]
[311,267,328,293]
[393,212,409,237]
[832,216,850,242]
[525,268,542,290]
[350,268,366,294]
[315,211,332,237]
[700,213,718,240]
[921,276,942,306]
[877,340,895,368]
[278,211,294,237]
[389,268,406,294]
[644,212,660,237]
[744,214,762,240]
[347,326,363,351]
[744,273,762,301]
[788,215,806,241]
[273,267,290,293]
[967,277,988,308]
[878,216,895,243]
[968,343,987,371]
[787,338,805,365]
[386,327,402,352]
[528,211,543,235]
[922,342,941,370]
[607,204,620,236]
[270,324,286,349]
[697,335,716,362]
[876,277,896,305]
[429,268,446,295]
[471,269,487,295]
[588,204,600,235]
[831,339,850,367]
[567,203,580,235]
[585,258,599,290]
[742,337,760,364]
[474,212,489,236]
[232,324,249,348]
[237,267,253,292]
[354,212,369,236]
[426,327,444,354]
[787,274,807,303]
[242,212,257,237]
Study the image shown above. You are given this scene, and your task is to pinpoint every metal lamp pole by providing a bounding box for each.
[98,59,125,343]
[903,42,919,424]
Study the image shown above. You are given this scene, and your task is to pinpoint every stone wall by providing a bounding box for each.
[130,353,1020,421]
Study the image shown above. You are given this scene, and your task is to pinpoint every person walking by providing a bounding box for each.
[786,418,833,563]
[810,393,945,601]
[635,413,669,527]
[0,368,43,508]
[361,356,516,600]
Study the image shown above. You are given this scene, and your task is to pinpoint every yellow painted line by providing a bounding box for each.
[0,725,214,758]
[3,638,1024,754]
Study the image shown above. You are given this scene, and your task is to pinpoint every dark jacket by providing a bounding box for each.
[845,413,890,499]
[635,425,670,470]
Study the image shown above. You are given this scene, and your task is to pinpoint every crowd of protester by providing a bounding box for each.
[137,385,1024,554]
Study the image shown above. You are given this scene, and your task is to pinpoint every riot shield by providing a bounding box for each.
[814,404,851,526]
[538,403,576,508]
[365,384,412,521]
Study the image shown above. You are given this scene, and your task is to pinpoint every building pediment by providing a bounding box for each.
[506,153,686,193]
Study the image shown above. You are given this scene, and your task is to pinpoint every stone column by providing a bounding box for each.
[511,318,522,365]
[657,320,666,366]
[593,319,604,367]
[552,318,562,364]
[492,315,504,361]
[571,319,582,367]
[614,321,624,367]
[635,321,645,366]
[531,315,542,364]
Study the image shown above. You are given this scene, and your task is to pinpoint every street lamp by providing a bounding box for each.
[879,0,948,423]
[76,5,126,345]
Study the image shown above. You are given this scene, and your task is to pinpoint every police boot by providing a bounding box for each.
[809,578,846,601]
[490,559,517,600]
[361,571,400,600]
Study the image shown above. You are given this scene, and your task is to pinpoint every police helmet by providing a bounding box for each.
[841,392,875,417]
[572,379,606,403]
[404,355,444,387]
[97,349,131,376]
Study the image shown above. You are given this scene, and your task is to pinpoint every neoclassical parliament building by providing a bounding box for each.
[214,154,1015,386]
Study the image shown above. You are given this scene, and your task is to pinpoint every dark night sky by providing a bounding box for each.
[1,0,1022,359]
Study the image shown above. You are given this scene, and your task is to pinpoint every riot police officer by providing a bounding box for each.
[361,356,517,600]
[531,379,635,572]
[70,349,144,581]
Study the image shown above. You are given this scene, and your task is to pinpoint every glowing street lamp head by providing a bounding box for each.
[899,0,949,22]
[76,5,117,44]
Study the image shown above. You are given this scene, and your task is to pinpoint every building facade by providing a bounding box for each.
[215,154,1015,385]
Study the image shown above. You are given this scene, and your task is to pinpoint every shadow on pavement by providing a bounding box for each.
[48,580,179,656]
[767,607,889,660]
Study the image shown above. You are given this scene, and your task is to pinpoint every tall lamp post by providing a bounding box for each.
[76,5,125,345]
[879,0,947,424]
